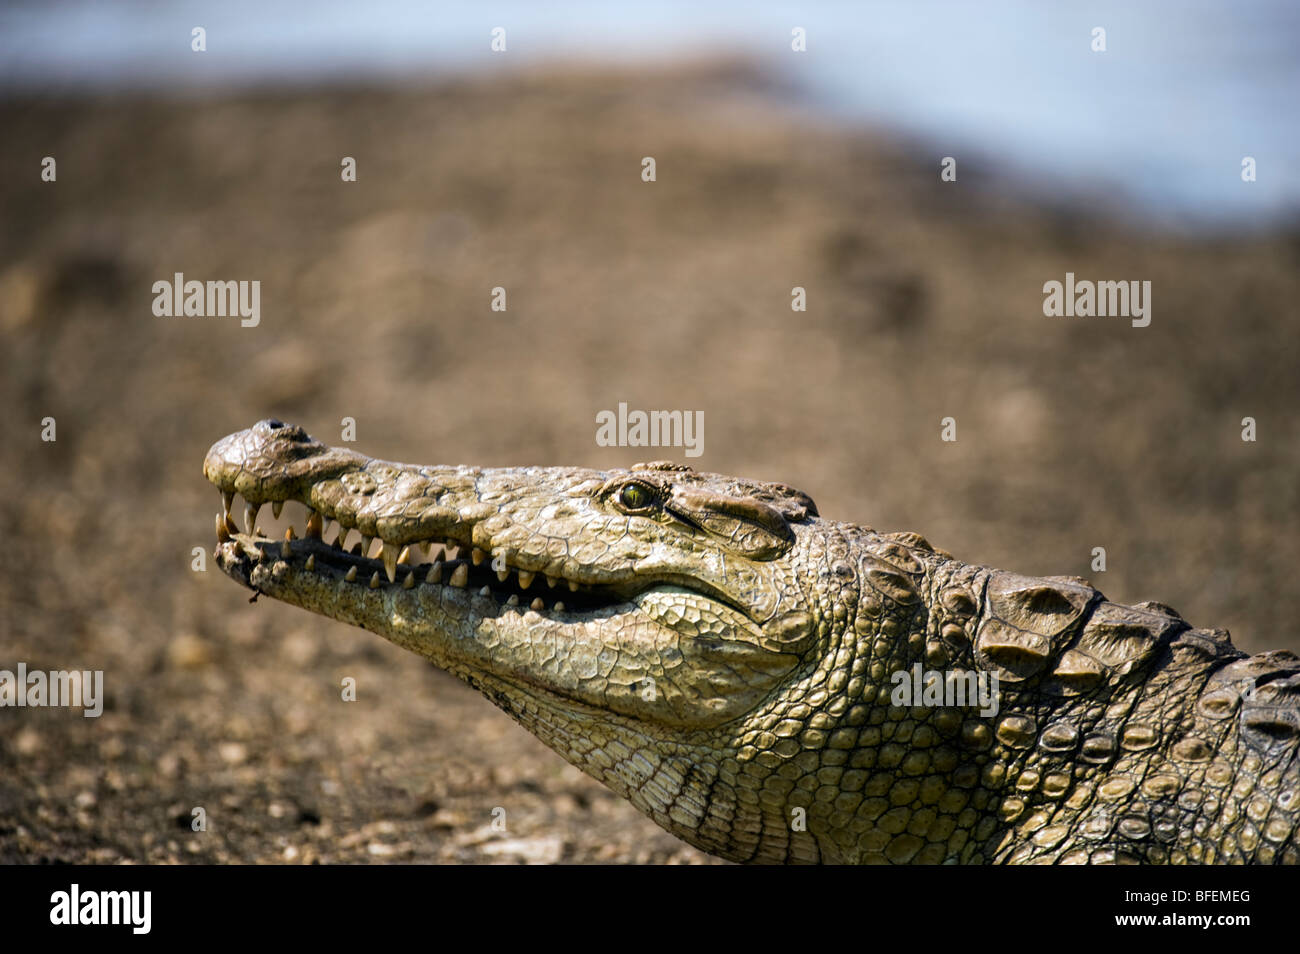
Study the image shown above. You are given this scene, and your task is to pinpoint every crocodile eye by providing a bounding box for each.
[617,482,655,512]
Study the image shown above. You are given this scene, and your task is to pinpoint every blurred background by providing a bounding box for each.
[1,1,1297,863]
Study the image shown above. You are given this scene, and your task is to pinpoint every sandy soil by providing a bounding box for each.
[1,62,1297,863]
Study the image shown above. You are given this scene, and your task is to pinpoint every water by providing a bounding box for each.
[2,0,1297,231]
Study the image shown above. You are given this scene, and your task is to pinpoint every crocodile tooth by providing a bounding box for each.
[397,546,412,565]
[382,542,399,582]
[496,567,510,582]
[369,571,382,589]
[530,597,545,611]
[516,570,534,590]
[335,528,350,549]
[222,490,235,518]
[445,537,457,551]
[305,510,323,539]
[568,580,579,592]
[280,539,292,558]
[345,566,358,583]
[426,561,443,584]
[304,554,315,571]
[472,548,486,566]
[272,500,284,519]
[546,576,559,589]
[403,571,416,590]
[554,601,566,613]
[479,585,492,597]
[216,512,231,543]
[285,526,296,541]
[224,512,240,535]
[254,526,264,537]
[417,540,430,557]
[244,503,260,535]
[506,594,519,606]
[449,564,468,588]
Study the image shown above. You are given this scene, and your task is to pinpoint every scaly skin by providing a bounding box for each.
[203,420,1300,864]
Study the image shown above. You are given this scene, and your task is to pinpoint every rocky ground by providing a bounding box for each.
[1,62,1297,863]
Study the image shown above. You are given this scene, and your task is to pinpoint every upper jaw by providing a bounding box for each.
[204,422,688,617]
[204,419,604,589]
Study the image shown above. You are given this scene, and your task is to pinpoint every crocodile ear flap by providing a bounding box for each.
[665,487,795,559]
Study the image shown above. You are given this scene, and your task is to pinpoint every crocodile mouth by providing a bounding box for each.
[211,489,729,619]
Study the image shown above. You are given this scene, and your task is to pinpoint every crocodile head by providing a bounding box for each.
[205,419,841,861]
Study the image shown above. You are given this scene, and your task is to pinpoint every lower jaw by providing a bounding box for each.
[215,533,631,623]
[214,534,650,722]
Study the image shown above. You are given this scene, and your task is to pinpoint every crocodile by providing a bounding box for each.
[203,419,1300,864]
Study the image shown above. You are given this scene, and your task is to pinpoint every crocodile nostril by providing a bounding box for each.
[267,419,286,429]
